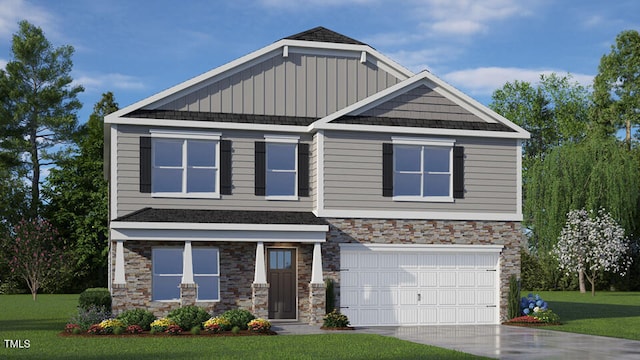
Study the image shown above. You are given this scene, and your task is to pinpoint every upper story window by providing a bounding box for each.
[147,130,223,198]
[255,135,309,200]
[383,137,462,202]
[266,142,297,198]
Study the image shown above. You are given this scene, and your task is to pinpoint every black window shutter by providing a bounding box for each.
[255,141,266,196]
[140,136,152,193]
[220,140,232,195]
[298,143,310,197]
[453,146,464,199]
[382,143,393,197]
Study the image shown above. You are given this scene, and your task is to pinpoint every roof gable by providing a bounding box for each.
[284,26,367,46]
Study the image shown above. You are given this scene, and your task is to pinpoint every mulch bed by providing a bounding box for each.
[59,330,277,337]
[320,326,355,330]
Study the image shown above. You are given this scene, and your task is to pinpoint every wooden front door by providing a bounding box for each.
[267,248,296,319]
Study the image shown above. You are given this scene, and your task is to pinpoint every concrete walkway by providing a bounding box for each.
[271,323,640,360]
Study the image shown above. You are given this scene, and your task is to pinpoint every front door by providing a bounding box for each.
[267,248,296,319]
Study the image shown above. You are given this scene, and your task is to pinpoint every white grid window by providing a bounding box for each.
[394,144,453,201]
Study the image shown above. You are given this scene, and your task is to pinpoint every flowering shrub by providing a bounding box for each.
[150,318,174,332]
[69,304,112,331]
[220,309,255,330]
[65,323,81,334]
[507,315,545,324]
[531,309,560,324]
[203,316,232,333]
[248,318,271,333]
[323,309,350,328]
[166,324,183,335]
[87,324,104,335]
[126,325,143,334]
[99,318,125,334]
[520,293,549,316]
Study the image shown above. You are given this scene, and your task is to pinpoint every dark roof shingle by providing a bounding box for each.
[114,208,328,226]
[334,116,516,132]
[126,109,317,126]
[284,26,366,46]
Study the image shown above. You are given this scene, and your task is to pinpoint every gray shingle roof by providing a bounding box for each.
[114,208,328,226]
[284,26,367,46]
[334,116,516,132]
[126,109,317,126]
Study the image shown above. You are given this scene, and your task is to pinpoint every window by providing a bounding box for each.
[192,248,220,301]
[266,142,297,198]
[152,248,182,301]
[150,132,220,197]
[152,247,220,301]
[389,138,455,201]
[255,136,309,200]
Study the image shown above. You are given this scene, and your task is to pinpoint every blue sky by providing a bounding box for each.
[1,0,639,123]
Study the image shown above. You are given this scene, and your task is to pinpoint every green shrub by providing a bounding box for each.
[231,326,240,334]
[531,309,561,324]
[117,309,156,331]
[325,278,335,314]
[78,288,111,311]
[323,309,350,328]
[190,326,201,335]
[112,326,124,335]
[507,275,520,320]
[220,309,255,330]
[168,305,211,330]
[69,305,112,331]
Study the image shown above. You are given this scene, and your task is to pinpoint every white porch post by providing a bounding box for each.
[310,242,324,284]
[182,241,194,284]
[254,241,267,284]
[114,240,126,284]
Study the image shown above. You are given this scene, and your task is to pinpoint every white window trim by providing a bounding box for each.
[193,247,221,302]
[392,137,455,203]
[152,247,183,302]
[150,130,221,199]
[265,135,299,201]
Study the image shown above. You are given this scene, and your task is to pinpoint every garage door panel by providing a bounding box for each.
[360,253,378,268]
[360,289,378,306]
[477,253,499,268]
[341,290,359,306]
[458,271,475,287]
[379,271,398,286]
[458,290,475,305]
[380,290,398,306]
[379,253,398,268]
[419,254,438,268]
[439,290,457,305]
[418,272,437,287]
[439,272,456,287]
[399,290,418,305]
[398,271,417,287]
[421,290,437,305]
[398,254,418,267]
[400,308,418,324]
[360,272,378,286]
[458,254,475,268]
[342,271,358,287]
[458,308,476,324]
[476,289,495,305]
[439,308,457,323]
[477,271,495,287]
[418,308,438,324]
[439,254,457,268]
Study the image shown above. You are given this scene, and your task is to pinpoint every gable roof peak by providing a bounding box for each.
[284,26,368,46]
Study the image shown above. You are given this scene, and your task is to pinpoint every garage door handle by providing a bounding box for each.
[417,294,421,301]
[486,305,497,308]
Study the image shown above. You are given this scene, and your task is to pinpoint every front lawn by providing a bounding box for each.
[528,291,640,340]
[0,294,488,359]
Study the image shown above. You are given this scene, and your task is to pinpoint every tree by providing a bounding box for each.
[2,218,67,300]
[0,20,83,217]
[526,137,639,252]
[593,30,640,148]
[553,208,633,295]
[43,92,117,289]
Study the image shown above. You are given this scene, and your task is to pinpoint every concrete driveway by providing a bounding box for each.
[272,323,640,359]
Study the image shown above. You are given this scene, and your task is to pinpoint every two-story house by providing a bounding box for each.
[105,27,529,326]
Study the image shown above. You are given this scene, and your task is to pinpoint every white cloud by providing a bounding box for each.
[386,46,463,73]
[442,67,594,96]
[73,73,146,93]
[0,58,7,69]
[258,0,376,8]
[0,0,53,40]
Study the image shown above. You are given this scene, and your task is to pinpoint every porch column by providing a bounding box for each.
[182,241,194,284]
[252,241,269,318]
[310,242,324,284]
[254,241,267,284]
[114,240,126,284]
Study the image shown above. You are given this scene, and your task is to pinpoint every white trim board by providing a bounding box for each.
[340,243,504,253]
[314,209,523,222]
[111,228,327,243]
[111,221,328,232]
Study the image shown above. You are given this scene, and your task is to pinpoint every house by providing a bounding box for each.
[105,27,529,326]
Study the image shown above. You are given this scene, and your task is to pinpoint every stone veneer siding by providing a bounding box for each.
[111,240,320,324]
[322,219,523,322]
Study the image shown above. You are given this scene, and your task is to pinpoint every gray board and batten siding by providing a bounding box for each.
[321,131,518,213]
[155,52,401,118]
[115,125,313,218]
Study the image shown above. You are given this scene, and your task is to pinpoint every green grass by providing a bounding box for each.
[0,294,488,359]
[529,291,640,340]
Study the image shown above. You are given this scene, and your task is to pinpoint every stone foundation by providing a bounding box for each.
[251,283,270,319]
[308,283,326,325]
[180,283,198,307]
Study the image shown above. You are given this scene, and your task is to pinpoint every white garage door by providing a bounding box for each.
[340,244,502,326]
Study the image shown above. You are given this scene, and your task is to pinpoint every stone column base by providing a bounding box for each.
[252,283,270,319]
[111,283,127,316]
[180,283,198,307]
[308,283,326,325]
